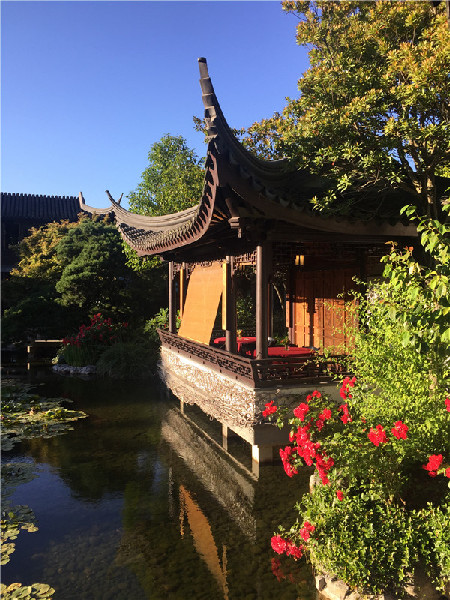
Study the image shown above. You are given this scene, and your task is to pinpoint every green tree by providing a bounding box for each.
[2,217,166,343]
[10,219,79,282]
[55,218,165,322]
[244,1,449,218]
[124,134,204,273]
[128,134,204,217]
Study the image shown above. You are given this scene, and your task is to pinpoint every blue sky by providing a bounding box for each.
[2,1,310,208]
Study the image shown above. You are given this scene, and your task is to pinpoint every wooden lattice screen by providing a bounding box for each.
[294,268,357,352]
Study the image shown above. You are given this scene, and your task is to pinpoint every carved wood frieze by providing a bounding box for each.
[157,329,348,388]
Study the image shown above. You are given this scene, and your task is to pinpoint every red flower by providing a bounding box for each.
[262,401,277,417]
[445,398,450,412]
[368,424,388,446]
[271,535,287,555]
[423,454,443,477]
[299,521,315,542]
[280,446,298,477]
[319,408,332,421]
[285,541,304,560]
[336,490,344,501]
[339,403,352,424]
[293,402,310,421]
[445,468,450,478]
[312,390,321,398]
[391,420,408,440]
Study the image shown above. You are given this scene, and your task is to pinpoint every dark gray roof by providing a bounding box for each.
[1,193,84,221]
[84,58,419,260]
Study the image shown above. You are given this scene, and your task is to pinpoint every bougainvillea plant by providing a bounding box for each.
[262,377,450,593]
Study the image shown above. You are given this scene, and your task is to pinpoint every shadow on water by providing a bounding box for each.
[2,369,316,600]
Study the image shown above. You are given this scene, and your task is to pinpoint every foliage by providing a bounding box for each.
[54,217,151,321]
[265,209,450,594]
[96,342,157,379]
[0,380,88,452]
[265,381,450,593]
[58,313,162,377]
[10,219,79,282]
[0,582,55,599]
[417,497,450,591]
[60,313,130,366]
[1,278,80,344]
[2,216,165,344]
[244,1,450,219]
[1,381,85,598]
[1,503,38,566]
[128,134,204,217]
[144,307,181,342]
[125,134,204,273]
[347,205,450,454]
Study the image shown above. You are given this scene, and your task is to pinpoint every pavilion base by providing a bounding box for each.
[158,346,341,475]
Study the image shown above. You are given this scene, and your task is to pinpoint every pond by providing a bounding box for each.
[2,371,316,600]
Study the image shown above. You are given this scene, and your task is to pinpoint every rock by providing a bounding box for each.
[316,574,326,591]
[319,575,350,600]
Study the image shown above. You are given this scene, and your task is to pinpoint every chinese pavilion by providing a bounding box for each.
[85,58,418,466]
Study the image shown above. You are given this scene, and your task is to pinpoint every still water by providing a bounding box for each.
[2,371,315,600]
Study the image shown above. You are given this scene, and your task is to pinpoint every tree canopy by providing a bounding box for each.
[2,216,166,343]
[128,134,204,217]
[124,134,204,273]
[244,1,449,219]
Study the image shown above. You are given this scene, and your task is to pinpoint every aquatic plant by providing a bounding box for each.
[1,380,87,451]
[1,381,87,596]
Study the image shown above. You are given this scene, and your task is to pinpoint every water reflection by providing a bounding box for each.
[2,373,315,599]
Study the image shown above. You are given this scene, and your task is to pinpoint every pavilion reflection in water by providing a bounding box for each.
[158,401,314,600]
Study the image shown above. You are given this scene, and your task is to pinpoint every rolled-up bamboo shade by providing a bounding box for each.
[178,263,223,345]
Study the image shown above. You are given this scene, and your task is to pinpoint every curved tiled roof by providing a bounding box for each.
[84,58,418,259]
[1,193,85,221]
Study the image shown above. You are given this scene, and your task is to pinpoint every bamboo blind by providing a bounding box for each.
[178,263,223,345]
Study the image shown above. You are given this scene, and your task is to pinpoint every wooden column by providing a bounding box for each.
[168,261,176,334]
[223,256,237,353]
[287,267,295,344]
[267,283,274,338]
[179,263,187,319]
[256,243,270,359]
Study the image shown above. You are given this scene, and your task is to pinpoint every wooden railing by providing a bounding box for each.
[158,329,347,388]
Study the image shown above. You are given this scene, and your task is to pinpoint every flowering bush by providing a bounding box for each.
[60,313,129,367]
[264,208,450,593]
[264,376,450,594]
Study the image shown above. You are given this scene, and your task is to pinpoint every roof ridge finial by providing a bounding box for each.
[198,57,209,79]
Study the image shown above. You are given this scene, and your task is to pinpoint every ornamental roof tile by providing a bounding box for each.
[84,58,424,260]
[1,193,84,221]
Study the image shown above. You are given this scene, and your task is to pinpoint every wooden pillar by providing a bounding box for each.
[287,267,295,344]
[168,261,176,334]
[256,243,270,359]
[179,263,187,319]
[223,256,237,353]
[267,283,274,338]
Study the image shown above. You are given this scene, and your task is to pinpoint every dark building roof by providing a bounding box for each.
[84,58,420,262]
[1,193,85,222]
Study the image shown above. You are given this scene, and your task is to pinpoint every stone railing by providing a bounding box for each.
[158,330,347,388]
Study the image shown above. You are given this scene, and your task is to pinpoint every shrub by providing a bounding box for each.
[264,207,450,595]
[60,313,130,366]
[96,342,157,379]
